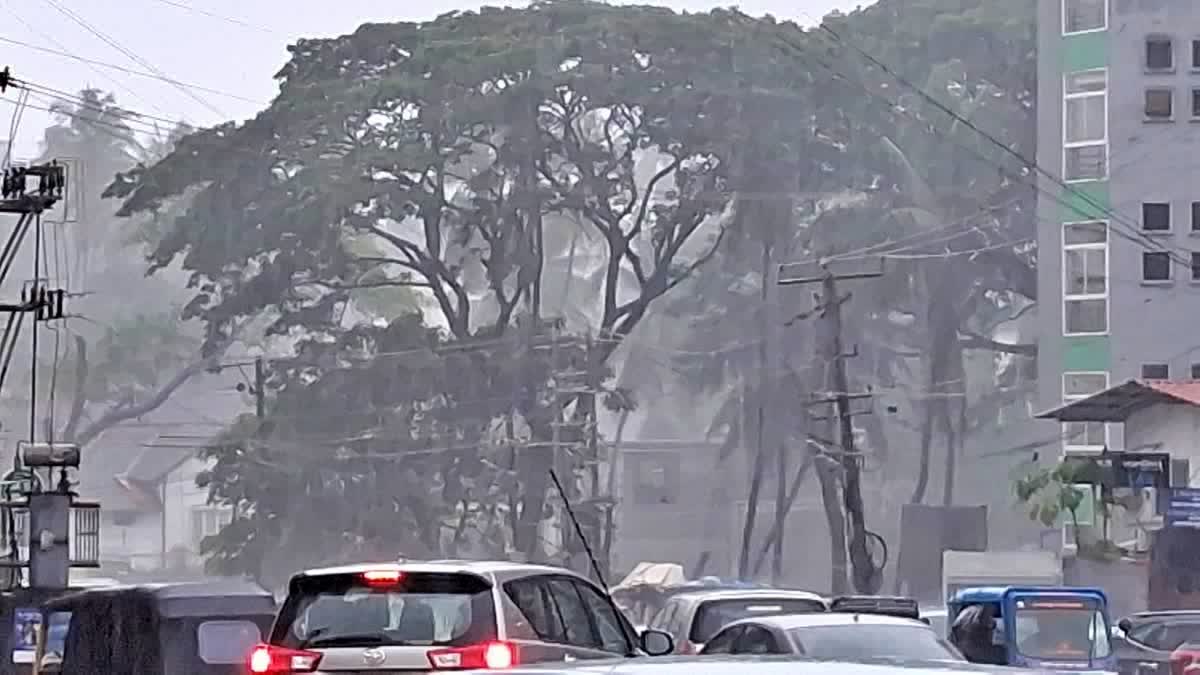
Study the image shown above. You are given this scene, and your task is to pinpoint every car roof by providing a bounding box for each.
[481,655,1030,674]
[670,588,828,604]
[294,559,580,580]
[730,613,931,630]
[1126,611,1200,620]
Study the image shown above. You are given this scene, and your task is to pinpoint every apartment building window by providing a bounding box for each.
[1142,363,1169,379]
[1063,0,1106,34]
[1062,372,1108,452]
[1193,40,1200,69]
[1145,88,1174,119]
[190,507,232,547]
[1143,251,1172,281]
[1192,89,1200,119]
[1146,36,1174,71]
[1064,69,1108,181]
[1193,202,1200,231]
[1063,221,1108,335]
[1143,202,1171,231]
[1191,363,1200,379]
[1192,252,1200,280]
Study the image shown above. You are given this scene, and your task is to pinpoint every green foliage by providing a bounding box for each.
[104,1,831,575]
[3,90,202,446]
[198,313,612,581]
[1014,462,1091,528]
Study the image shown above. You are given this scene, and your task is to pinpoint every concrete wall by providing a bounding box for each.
[1125,403,1200,485]
[1108,0,1200,380]
[98,456,230,571]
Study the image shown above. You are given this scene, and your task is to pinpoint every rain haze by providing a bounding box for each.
[4,0,871,156]
[2,0,1187,668]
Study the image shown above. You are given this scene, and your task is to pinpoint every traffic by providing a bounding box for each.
[13,556,1174,674]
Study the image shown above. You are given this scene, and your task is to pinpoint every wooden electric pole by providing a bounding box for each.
[779,256,885,594]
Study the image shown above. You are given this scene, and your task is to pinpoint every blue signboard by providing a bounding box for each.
[11,608,39,664]
[1165,488,1200,529]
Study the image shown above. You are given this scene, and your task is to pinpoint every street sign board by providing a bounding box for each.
[1165,488,1200,529]
[1062,452,1172,490]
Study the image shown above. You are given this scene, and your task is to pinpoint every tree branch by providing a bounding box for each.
[61,334,88,442]
[71,324,244,447]
[958,331,1037,357]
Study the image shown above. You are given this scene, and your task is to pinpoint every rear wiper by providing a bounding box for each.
[303,633,390,648]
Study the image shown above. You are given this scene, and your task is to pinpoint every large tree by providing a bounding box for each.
[107,1,822,579]
[653,0,1039,587]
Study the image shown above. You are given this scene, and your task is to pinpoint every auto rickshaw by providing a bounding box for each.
[946,585,1115,670]
[29,579,275,675]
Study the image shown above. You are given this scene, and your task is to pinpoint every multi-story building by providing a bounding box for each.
[1037,0,1200,541]
[1037,0,1200,447]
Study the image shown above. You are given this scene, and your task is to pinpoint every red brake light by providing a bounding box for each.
[247,644,322,673]
[428,642,517,670]
[361,569,403,585]
[1171,647,1200,675]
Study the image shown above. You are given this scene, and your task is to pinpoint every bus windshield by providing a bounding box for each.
[1013,602,1109,661]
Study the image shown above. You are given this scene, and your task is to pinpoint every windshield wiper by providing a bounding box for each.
[303,633,389,648]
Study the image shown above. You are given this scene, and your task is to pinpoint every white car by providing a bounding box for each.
[699,611,964,662]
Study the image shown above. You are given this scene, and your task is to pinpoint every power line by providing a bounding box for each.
[16,79,181,127]
[803,19,1193,269]
[0,36,264,105]
[0,0,170,118]
[39,0,226,118]
[0,96,156,148]
[143,0,276,34]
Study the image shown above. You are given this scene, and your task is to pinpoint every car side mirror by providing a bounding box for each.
[1118,618,1132,634]
[640,629,674,656]
[920,617,931,625]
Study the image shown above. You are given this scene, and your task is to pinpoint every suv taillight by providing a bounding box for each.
[248,644,323,673]
[1171,646,1200,675]
[427,642,517,670]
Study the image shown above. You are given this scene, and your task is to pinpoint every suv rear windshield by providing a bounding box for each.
[690,598,825,643]
[789,624,960,661]
[272,571,496,649]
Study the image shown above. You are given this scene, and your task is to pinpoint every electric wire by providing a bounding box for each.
[19,88,165,138]
[754,21,1193,279]
[0,36,265,105]
[143,0,276,34]
[1,0,170,118]
[0,96,158,149]
[39,0,227,118]
[801,18,1195,269]
[17,79,181,127]
[2,87,28,170]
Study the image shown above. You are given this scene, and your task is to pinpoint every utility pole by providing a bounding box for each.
[0,156,97,591]
[779,256,885,594]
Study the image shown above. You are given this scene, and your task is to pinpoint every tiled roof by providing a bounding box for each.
[1036,379,1200,423]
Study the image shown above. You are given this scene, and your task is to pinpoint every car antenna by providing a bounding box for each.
[548,468,610,591]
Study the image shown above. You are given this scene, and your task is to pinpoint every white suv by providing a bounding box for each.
[249,560,673,673]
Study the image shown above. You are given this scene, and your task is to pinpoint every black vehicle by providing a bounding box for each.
[30,579,275,675]
[1113,610,1200,675]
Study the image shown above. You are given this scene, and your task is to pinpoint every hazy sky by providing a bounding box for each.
[2,0,873,157]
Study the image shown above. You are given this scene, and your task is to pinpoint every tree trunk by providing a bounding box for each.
[752,450,815,578]
[816,453,848,594]
[738,384,766,580]
[910,401,934,504]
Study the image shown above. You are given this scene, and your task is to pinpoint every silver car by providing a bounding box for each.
[645,588,829,654]
[249,560,673,673]
[462,654,1086,674]
[699,611,963,662]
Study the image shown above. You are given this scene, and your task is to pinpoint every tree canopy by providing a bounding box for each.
[105,0,1045,582]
